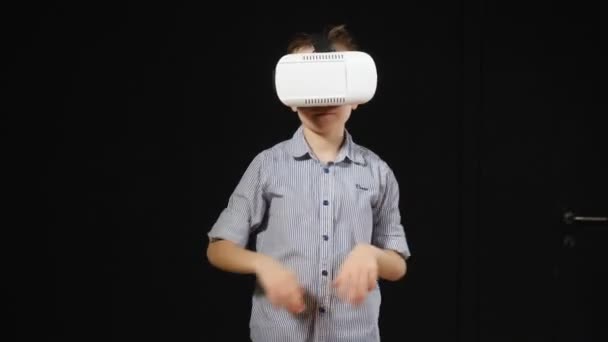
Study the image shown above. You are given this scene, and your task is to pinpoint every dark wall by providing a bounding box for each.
[10,1,606,341]
[478,3,608,341]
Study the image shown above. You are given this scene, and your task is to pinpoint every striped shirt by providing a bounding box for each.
[208,125,411,342]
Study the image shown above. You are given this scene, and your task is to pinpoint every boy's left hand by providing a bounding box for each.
[333,243,379,305]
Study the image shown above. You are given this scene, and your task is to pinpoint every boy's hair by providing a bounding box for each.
[287,24,359,53]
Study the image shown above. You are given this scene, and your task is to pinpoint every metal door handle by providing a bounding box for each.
[563,211,608,225]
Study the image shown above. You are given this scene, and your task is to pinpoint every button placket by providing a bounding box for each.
[319,162,334,315]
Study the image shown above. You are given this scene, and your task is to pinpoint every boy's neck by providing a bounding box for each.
[302,126,345,164]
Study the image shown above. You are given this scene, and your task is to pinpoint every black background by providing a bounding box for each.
[8,1,607,341]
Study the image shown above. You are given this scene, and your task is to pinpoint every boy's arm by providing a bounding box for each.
[205,151,306,313]
[333,240,406,304]
[206,152,268,269]
[327,161,411,304]
[207,239,265,274]
[207,239,306,314]
[371,162,411,281]
[368,245,407,281]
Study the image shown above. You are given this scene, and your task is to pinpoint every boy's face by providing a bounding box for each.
[291,44,357,135]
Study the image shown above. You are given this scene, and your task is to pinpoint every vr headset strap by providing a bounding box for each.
[310,33,335,53]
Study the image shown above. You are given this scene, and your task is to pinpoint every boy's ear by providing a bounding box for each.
[352,104,358,110]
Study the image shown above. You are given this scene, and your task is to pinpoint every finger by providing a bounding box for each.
[334,260,352,288]
[294,287,306,312]
[274,293,287,309]
[354,271,367,304]
[268,291,281,307]
[346,272,356,302]
[336,271,350,301]
[287,287,306,313]
[333,268,345,292]
[278,284,295,308]
[347,272,359,303]
[367,267,378,291]
[333,270,343,288]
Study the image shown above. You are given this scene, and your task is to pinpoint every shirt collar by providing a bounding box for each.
[285,125,366,165]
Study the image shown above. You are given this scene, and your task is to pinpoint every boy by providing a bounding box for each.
[206,25,411,342]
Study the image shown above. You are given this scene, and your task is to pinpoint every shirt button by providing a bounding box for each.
[323,168,329,173]
[319,307,326,313]
[322,235,328,241]
[323,200,329,206]
[322,270,328,276]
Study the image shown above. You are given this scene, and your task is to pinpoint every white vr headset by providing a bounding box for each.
[274,50,378,107]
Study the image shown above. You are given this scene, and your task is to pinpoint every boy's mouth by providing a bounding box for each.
[312,108,338,116]
[301,106,339,118]
[314,111,335,117]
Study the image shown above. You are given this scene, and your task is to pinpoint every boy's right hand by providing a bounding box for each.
[254,256,306,314]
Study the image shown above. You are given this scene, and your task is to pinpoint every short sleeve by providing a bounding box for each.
[207,151,268,248]
[372,163,411,259]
